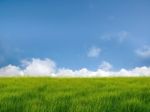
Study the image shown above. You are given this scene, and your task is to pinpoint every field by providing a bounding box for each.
[0,78,150,112]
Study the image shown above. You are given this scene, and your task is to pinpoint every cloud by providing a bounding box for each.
[87,46,101,58]
[57,68,92,77]
[23,58,56,76]
[101,30,129,42]
[99,61,112,71]
[57,66,150,77]
[0,58,56,77]
[0,64,23,76]
[136,46,150,59]
[115,66,150,77]
[0,58,150,77]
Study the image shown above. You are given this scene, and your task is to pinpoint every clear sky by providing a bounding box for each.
[0,0,150,71]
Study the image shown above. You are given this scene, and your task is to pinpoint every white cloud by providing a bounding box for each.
[0,58,56,77]
[56,66,150,77]
[99,61,112,71]
[115,67,150,77]
[0,65,23,76]
[136,46,150,58]
[87,46,101,58]
[23,58,56,76]
[0,58,150,77]
[57,68,93,77]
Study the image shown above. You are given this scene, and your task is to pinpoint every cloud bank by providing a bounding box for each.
[0,58,150,77]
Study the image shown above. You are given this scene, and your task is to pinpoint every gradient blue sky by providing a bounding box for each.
[0,0,150,70]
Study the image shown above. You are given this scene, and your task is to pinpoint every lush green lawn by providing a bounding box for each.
[0,78,150,112]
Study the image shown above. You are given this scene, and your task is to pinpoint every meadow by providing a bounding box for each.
[0,77,150,112]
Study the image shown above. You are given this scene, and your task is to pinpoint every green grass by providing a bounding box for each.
[0,77,150,112]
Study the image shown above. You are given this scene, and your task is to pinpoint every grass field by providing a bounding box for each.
[0,78,150,112]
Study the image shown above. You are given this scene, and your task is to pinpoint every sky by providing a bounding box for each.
[0,0,150,76]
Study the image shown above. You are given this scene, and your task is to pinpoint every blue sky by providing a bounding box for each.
[0,0,150,71]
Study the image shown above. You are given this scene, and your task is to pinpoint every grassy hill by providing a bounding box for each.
[0,77,150,112]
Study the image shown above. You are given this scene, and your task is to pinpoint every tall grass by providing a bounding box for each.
[0,77,150,112]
